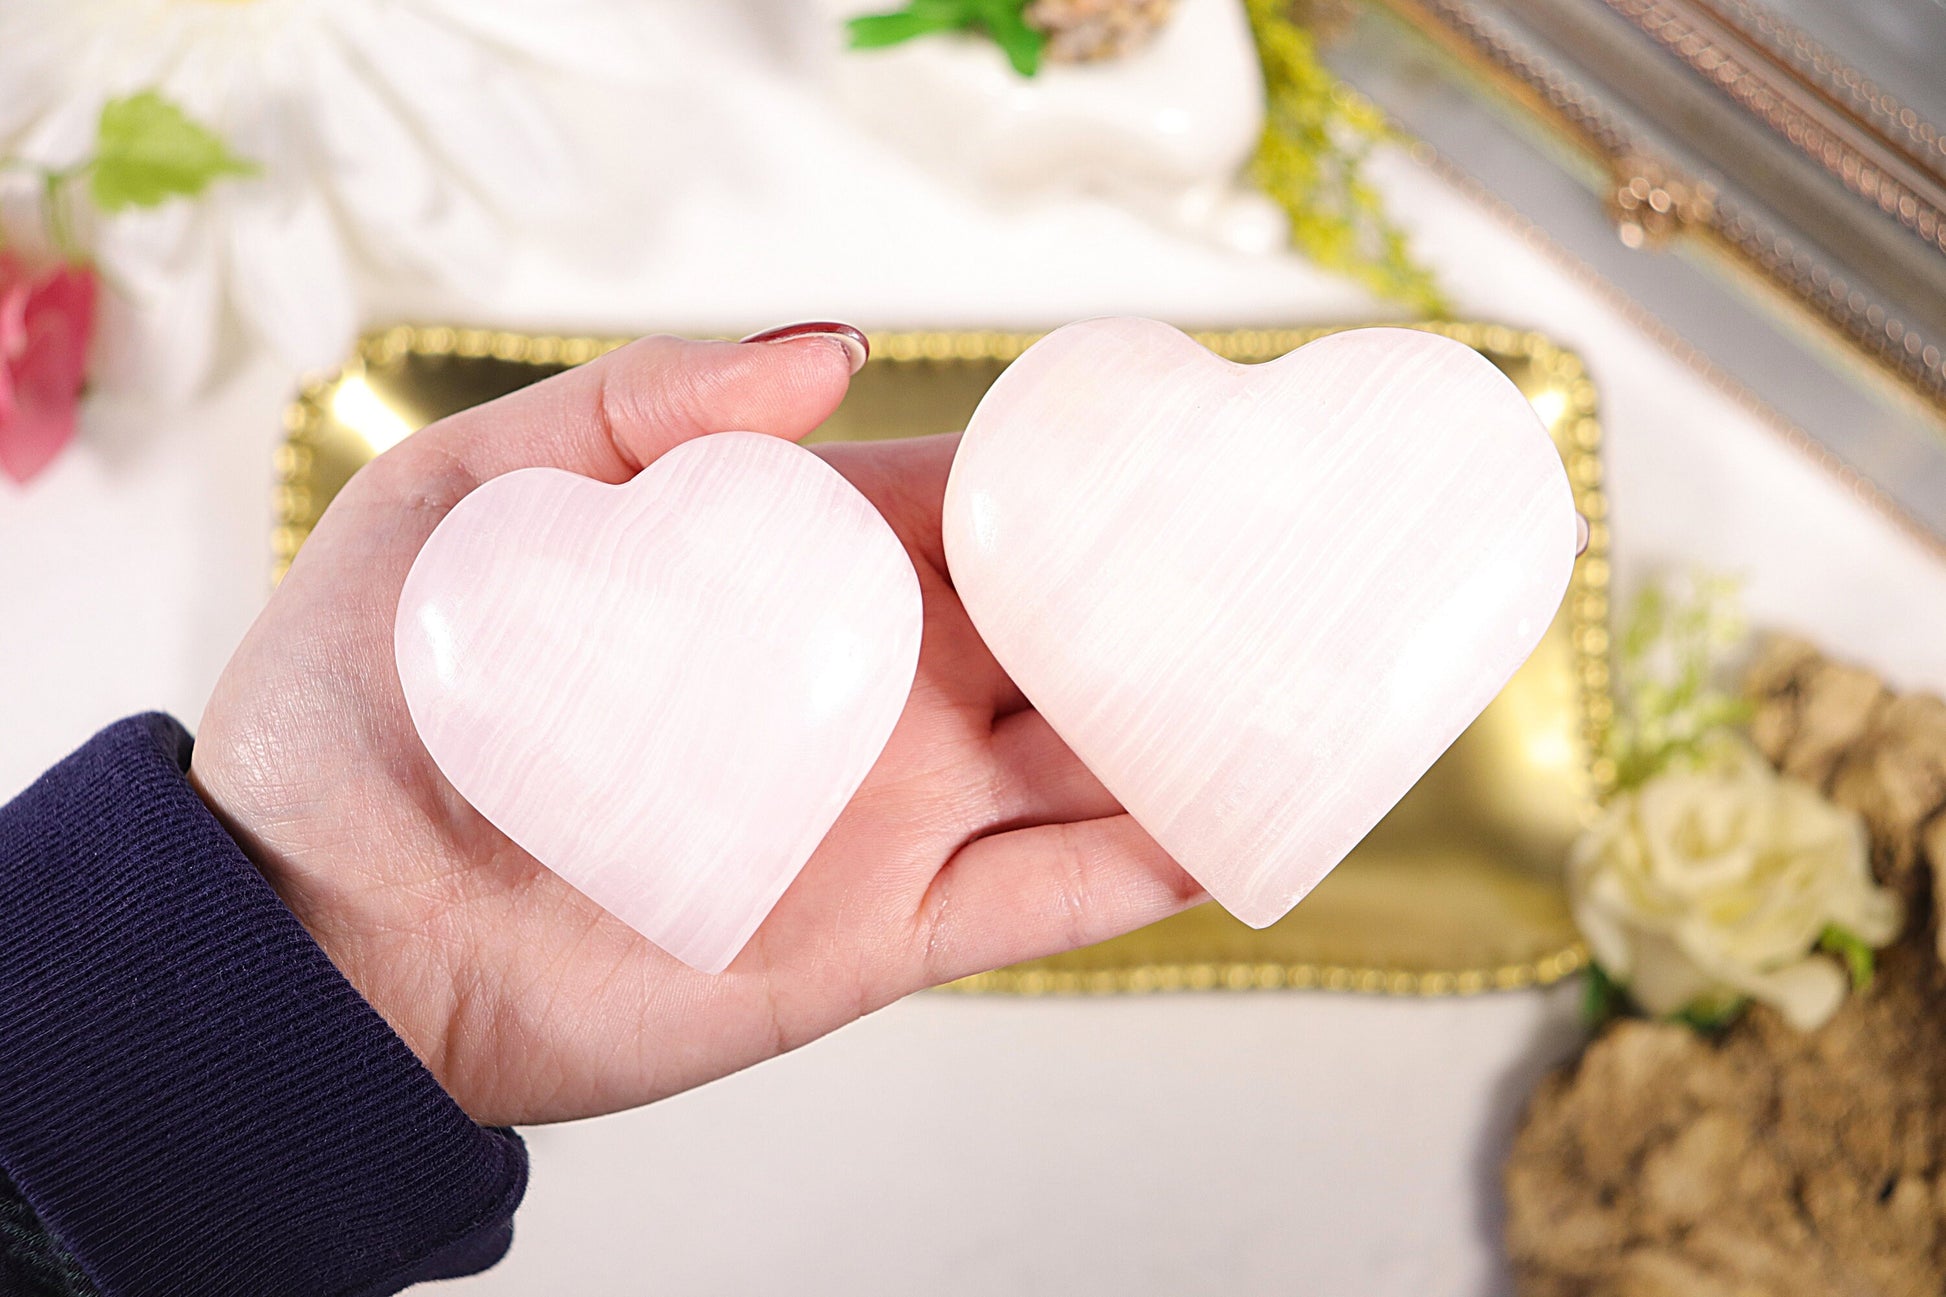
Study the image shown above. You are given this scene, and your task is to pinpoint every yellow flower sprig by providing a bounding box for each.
[1244,0,1446,315]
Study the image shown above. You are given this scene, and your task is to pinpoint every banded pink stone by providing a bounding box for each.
[395,431,923,973]
[942,319,1577,927]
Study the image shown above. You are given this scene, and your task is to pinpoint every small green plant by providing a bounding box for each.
[847,0,1045,76]
[842,0,1446,314]
[1603,571,1752,792]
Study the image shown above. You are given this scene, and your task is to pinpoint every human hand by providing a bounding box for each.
[191,330,1204,1127]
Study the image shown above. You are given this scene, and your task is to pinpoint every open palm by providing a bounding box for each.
[190,333,1203,1127]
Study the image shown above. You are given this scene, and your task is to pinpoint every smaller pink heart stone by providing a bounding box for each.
[395,432,922,973]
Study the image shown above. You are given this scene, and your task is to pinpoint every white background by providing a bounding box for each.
[3,8,1943,1294]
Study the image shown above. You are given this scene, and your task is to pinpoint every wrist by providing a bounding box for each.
[0,715,526,1293]
[185,742,467,1115]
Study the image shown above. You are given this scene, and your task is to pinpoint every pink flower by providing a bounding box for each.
[0,254,98,485]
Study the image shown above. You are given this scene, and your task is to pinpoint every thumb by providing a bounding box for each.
[377,323,866,490]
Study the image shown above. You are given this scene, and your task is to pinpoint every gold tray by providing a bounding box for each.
[278,323,1611,996]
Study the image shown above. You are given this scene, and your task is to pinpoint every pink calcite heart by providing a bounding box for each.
[943,319,1577,928]
[395,432,922,973]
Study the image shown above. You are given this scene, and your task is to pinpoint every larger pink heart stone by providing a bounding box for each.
[943,319,1577,928]
[395,432,922,973]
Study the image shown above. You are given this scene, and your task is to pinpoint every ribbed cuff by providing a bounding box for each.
[0,715,526,1297]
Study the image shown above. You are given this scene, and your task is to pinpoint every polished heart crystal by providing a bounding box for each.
[943,319,1578,928]
[395,432,922,973]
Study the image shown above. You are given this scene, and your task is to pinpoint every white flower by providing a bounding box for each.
[0,0,650,399]
[1569,737,1902,1030]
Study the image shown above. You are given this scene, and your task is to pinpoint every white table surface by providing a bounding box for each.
[4,7,1944,1294]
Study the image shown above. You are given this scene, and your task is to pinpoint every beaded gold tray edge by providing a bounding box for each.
[278,321,1611,998]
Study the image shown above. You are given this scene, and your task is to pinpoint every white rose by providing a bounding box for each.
[1567,738,1902,1030]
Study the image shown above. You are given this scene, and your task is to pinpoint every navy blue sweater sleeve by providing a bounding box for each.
[0,715,527,1297]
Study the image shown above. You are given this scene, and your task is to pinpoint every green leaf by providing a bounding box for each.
[843,0,1043,77]
[1672,994,1747,1034]
[972,0,1045,76]
[1581,962,1628,1028]
[89,91,257,214]
[1819,925,1876,992]
[846,1,975,49]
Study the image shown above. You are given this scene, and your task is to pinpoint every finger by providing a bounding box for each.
[383,326,865,490]
[814,431,958,575]
[912,815,1206,986]
[283,328,866,669]
[982,709,1122,829]
[900,566,1028,718]
[818,432,1030,716]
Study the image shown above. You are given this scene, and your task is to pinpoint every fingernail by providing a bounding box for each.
[1575,513,1591,557]
[739,321,869,375]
